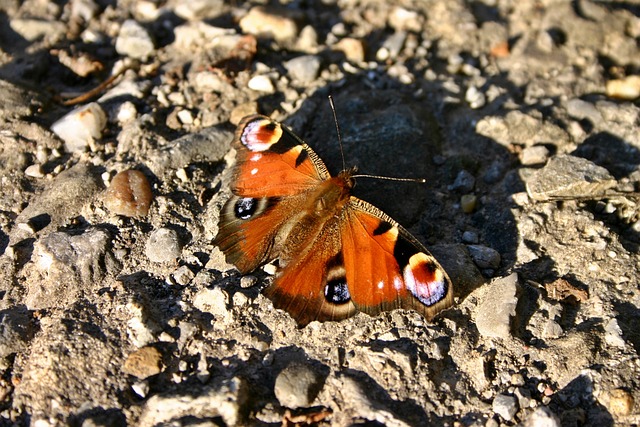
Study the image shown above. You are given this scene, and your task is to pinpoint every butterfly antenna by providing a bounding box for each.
[351,174,427,183]
[328,95,347,172]
[329,95,426,185]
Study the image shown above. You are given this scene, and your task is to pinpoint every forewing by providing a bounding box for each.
[231,115,330,197]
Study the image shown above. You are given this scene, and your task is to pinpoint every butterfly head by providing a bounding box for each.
[337,166,358,188]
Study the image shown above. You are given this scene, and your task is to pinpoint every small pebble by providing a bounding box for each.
[248,75,275,93]
[239,6,298,43]
[175,168,189,183]
[274,363,324,409]
[511,192,530,206]
[462,231,479,244]
[521,146,550,166]
[115,20,154,60]
[177,109,194,125]
[542,320,564,339]
[493,393,518,421]
[193,287,230,320]
[510,374,525,387]
[333,38,366,63]
[475,273,518,339]
[70,0,100,22]
[51,102,107,152]
[131,381,149,398]
[104,169,153,217]
[145,228,181,263]
[388,6,422,32]
[450,170,476,192]
[296,25,318,52]
[526,155,616,201]
[122,346,163,379]
[25,164,45,178]
[604,318,626,348]
[173,0,224,20]
[283,55,321,83]
[465,86,486,109]
[172,265,195,286]
[116,101,137,123]
[566,99,603,124]
[467,245,501,269]
[460,194,477,213]
[483,161,505,184]
[606,75,640,100]
[240,275,257,288]
[521,407,561,427]
[376,31,406,61]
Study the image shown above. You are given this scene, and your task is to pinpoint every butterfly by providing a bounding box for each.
[213,114,454,326]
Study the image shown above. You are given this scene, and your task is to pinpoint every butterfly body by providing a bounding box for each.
[214,115,453,326]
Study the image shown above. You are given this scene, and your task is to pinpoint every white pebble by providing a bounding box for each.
[248,75,275,93]
[177,109,194,125]
[51,102,107,152]
[117,101,137,123]
[24,164,45,178]
[115,20,154,60]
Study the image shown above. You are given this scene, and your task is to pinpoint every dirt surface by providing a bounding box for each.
[1,0,639,426]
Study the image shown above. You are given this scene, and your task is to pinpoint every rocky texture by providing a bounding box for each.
[0,0,639,426]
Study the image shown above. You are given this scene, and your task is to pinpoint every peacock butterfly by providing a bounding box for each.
[213,114,454,326]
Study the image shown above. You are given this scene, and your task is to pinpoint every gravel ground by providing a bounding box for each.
[1,0,639,426]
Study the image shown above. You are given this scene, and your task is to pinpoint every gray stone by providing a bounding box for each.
[566,99,604,125]
[467,245,501,269]
[0,306,33,358]
[284,55,321,83]
[193,286,230,322]
[174,0,225,20]
[28,228,119,309]
[450,170,476,192]
[115,20,154,60]
[475,273,519,339]
[543,320,564,339]
[376,31,407,61]
[526,155,616,201]
[147,126,232,176]
[138,377,248,426]
[145,228,181,263]
[522,406,561,427]
[274,363,324,409]
[483,160,506,184]
[334,374,412,426]
[604,318,626,348]
[9,18,66,42]
[12,312,120,419]
[10,163,103,247]
[0,80,42,121]
[492,393,518,421]
[461,231,479,244]
[521,145,550,165]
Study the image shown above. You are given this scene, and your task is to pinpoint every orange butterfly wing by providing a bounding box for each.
[231,115,329,197]
[341,198,453,321]
[263,216,358,326]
